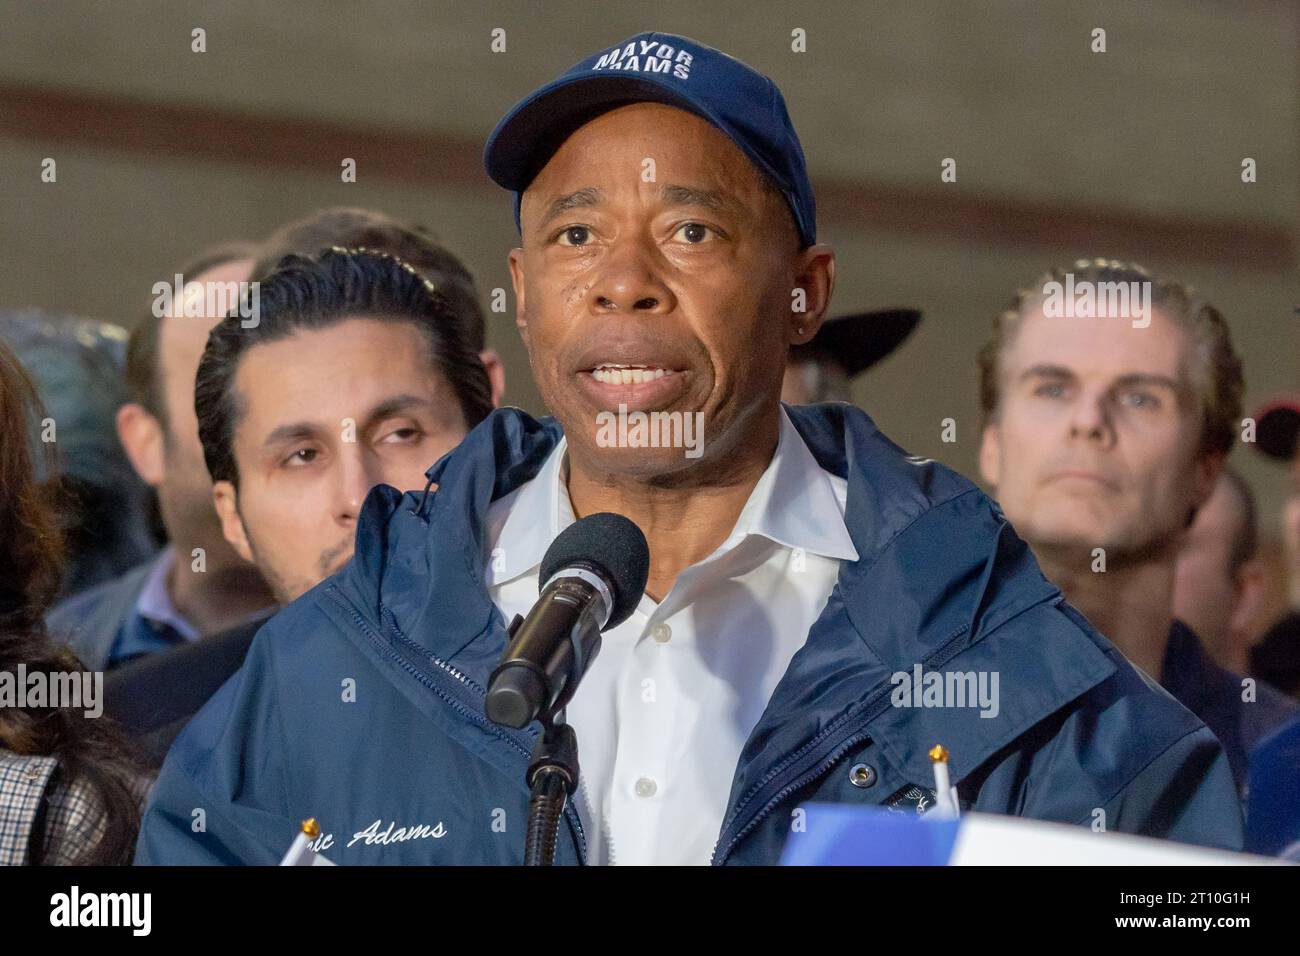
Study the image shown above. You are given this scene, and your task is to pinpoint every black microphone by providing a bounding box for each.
[486,512,649,729]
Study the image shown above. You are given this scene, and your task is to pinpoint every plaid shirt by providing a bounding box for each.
[0,749,107,865]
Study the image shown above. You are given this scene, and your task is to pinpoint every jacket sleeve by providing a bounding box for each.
[1099,724,1244,852]
[134,632,296,865]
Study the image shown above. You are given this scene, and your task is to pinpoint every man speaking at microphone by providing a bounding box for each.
[136,31,1240,865]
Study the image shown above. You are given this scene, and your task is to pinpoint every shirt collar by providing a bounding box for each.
[738,404,859,562]
[134,546,202,643]
[484,429,573,588]
[485,406,857,589]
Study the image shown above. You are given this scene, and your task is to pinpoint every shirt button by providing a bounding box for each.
[634,777,658,798]
[651,623,672,644]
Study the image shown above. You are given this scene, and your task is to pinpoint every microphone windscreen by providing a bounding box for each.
[540,512,649,629]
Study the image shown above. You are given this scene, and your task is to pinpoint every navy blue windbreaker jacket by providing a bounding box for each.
[135,404,1244,864]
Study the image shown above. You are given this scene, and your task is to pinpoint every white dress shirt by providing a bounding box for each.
[483,407,858,865]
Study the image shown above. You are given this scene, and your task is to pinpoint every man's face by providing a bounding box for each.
[979,305,1218,562]
[212,318,469,604]
[508,102,830,480]
[157,259,255,556]
[1172,476,1243,644]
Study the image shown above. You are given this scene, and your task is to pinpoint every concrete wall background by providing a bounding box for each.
[0,1,1295,597]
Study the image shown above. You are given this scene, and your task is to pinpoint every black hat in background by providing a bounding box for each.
[789,308,921,378]
[1252,397,1300,462]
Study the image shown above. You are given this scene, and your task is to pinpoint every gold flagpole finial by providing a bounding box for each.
[301,818,321,839]
[928,744,949,763]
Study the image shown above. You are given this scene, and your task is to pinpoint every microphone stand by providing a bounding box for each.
[496,613,584,866]
[524,716,579,866]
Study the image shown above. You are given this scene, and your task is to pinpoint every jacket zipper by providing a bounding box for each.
[330,591,589,863]
[421,653,590,864]
[709,657,926,865]
[710,723,874,865]
[712,624,978,864]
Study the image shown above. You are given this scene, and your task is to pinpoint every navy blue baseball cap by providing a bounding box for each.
[483,31,817,248]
